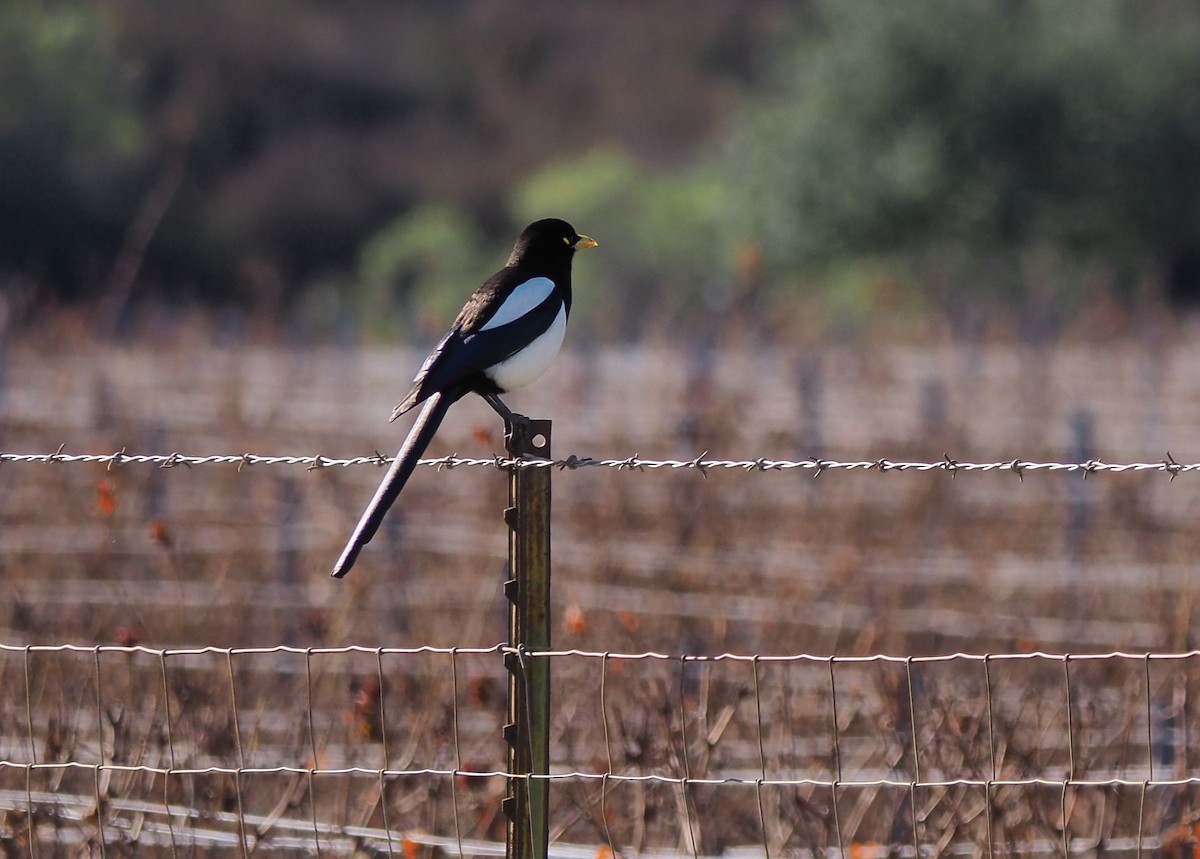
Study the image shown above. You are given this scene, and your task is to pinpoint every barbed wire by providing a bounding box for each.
[1,448,1197,477]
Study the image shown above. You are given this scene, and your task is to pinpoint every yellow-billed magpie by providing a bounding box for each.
[331,218,597,579]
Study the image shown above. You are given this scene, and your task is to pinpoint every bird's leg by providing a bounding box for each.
[482,392,516,425]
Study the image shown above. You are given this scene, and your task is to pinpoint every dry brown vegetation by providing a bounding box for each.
[1,324,1198,855]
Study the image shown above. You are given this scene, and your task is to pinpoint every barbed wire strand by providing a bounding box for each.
[1,449,1198,477]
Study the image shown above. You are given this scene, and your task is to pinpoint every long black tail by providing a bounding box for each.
[330,391,458,578]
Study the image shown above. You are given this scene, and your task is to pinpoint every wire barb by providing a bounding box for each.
[107,447,126,472]
[1163,451,1182,482]
[619,454,643,472]
[159,451,189,469]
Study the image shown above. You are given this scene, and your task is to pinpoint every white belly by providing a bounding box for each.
[485,305,567,392]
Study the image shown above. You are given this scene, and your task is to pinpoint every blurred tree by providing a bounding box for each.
[0,0,790,321]
[511,148,732,335]
[355,203,492,341]
[355,151,733,339]
[725,0,1200,312]
[0,1,145,301]
[0,1,767,317]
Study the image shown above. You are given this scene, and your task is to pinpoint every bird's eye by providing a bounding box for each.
[562,236,571,245]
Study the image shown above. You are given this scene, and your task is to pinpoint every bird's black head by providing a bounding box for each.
[507,218,598,267]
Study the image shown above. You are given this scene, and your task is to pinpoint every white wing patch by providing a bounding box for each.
[485,304,567,392]
[480,277,556,331]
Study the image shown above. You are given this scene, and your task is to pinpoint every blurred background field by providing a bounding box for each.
[3,1,1200,854]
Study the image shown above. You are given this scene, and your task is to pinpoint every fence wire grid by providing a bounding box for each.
[1,644,1199,858]
[1,450,1199,858]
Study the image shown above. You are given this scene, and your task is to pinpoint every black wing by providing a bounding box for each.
[390,283,562,420]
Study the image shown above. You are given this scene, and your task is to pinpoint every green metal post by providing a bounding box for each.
[503,415,552,859]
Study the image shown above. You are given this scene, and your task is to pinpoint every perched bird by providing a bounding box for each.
[331,218,597,579]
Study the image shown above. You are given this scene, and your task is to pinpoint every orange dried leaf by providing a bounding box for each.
[148,519,172,547]
[96,478,118,517]
[467,676,499,709]
[849,842,883,859]
[565,603,587,636]
[353,675,384,742]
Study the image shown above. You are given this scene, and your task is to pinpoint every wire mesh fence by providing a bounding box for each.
[1,449,1199,857]
[1,642,1198,857]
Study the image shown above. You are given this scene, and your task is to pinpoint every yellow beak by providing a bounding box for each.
[574,235,598,250]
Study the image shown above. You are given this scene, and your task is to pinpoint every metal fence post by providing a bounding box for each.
[503,415,552,859]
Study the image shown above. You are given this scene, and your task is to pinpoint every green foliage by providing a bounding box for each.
[355,153,734,337]
[10,0,1200,329]
[725,0,1200,305]
[1,2,790,315]
[353,150,737,337]
[355,204,494,340]
[0,2,146,300]
[512,148,733,331]
[0,1,142,154]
